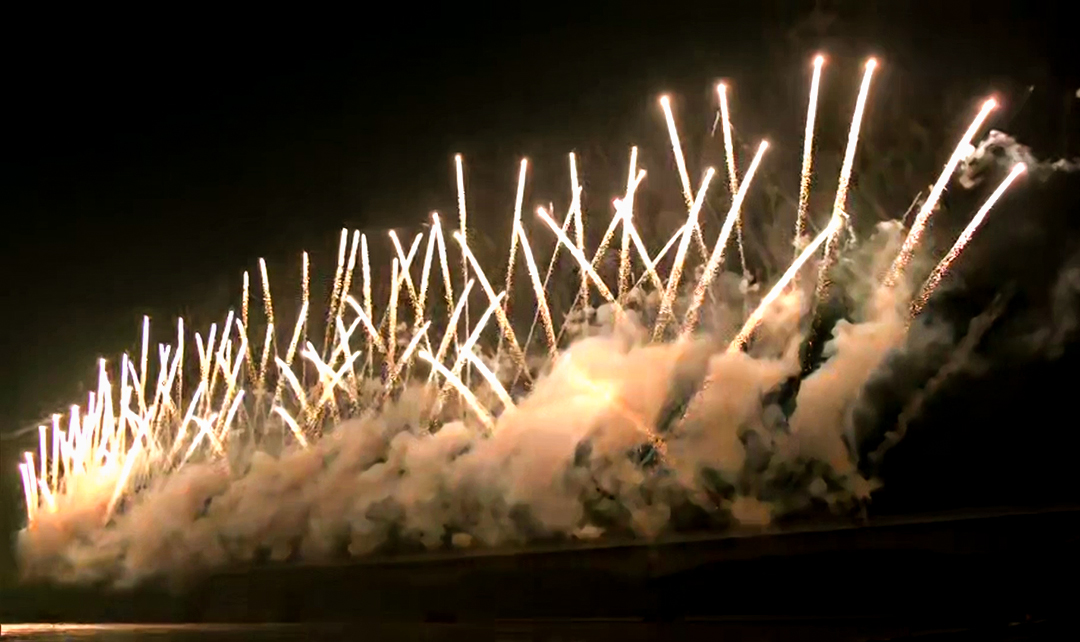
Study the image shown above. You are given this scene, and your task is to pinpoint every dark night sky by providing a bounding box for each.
[1,2,1078,585]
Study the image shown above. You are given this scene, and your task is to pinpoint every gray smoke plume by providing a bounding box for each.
[958,130,1080,189]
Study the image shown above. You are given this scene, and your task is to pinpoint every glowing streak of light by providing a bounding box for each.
[19,461,35,524]
[439,291,506,409]
[585,171,645,297]
[389,231,424,323]
[384,322,431,394]
[455,154,470,385]
[420,350,495,433]
[215,320,248,436]
[619,147,638,300]
[432,213,456,316]
[387,258,400,374]
[537,207,622,314]
[258,258,275,335]
[462,350,516,412]
[717,82,749,279]
[570,152,587,305]
[306,340,363,417]
[630,226,682,292]
[885,96,999,287]
[361,233,373,376]
[302,342,358,421]
[207,311,233,411]
[654,166,719,339]
[335,231,361,340]
[432,280,476,376]
[454,233,531,380]
[660,95,709,260]
[38,425,48,490]
[50,418,61,492]
[816,58,878,299]
[37,478,56,514]
[180,384,223,464]
[418,215,438,323]
[504,158,529,310]
[301,250,310,346]
[523,201,576,356]
[323,229,349,357]
[174,319,184,411]
[272,406,309,448]
[681,142,769,336]
[241,271,250,336]
[515,219,558,361]
[257,322,275,392]
[911,163,1025,317]
[275,356,308,415]
[619,202,665,291]
[327,316,361,405]
[139,316,150,413]
[794,55,825,246]
[730,217,838,351]
[274,300,310,405]
[167,381,208,464]
[344,296,386,353]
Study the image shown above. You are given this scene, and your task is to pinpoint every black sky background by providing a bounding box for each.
[1,2,1078,586]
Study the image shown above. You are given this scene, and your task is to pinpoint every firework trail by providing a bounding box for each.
[14,56,1031,588]
[794,55,826,248]
[885,98,999,288]
[911,163,1026,316]
[717,83,749,281]
[815,58,877,301]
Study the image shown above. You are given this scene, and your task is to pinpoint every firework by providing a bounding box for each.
[15,56,1029,587]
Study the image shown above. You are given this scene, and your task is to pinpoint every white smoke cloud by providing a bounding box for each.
[14,229,957,588]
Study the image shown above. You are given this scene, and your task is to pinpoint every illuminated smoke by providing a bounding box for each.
[13,56,1035,587]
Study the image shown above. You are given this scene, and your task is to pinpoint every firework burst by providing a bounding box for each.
[15,56,1027,585]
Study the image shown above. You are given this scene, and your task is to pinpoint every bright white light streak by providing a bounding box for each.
[911,163,1025,316]
[886,96,999,286]
[681,141,769,336]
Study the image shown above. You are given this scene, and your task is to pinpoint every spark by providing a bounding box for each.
[420,350,496,433]
[682,140,770,336]
[655,167,718,340]
[16,66,1030,541]
[455,154,470,386]
[389,231,424,323]
[462,350,516,412]
[619,146,638,299]
[730,217,838,351]
[816,57,878,300]
[794,54,826,247]
[885,97,998,287]
[717,82,749,279]
[536,206,622,315]
[660,95,710,260]
[504,158,529,312]
[515,218,558,361]
[361,233,373,376]
[911,163,1026,316]
[455,233,531,381]
[336,230,362,330]
[323,229,349,357]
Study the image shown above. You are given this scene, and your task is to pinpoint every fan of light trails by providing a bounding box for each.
[16,55,1027,530]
